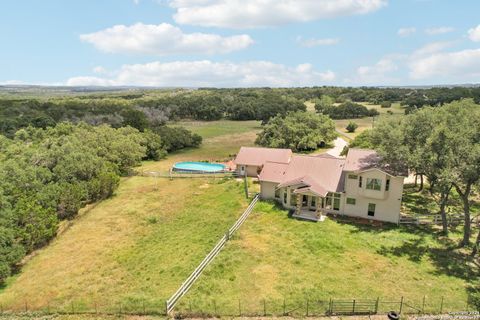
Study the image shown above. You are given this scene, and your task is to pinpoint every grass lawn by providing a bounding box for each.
[179,198,478,315]
[0,176,251,313]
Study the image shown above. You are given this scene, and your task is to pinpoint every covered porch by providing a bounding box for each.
[291,191,327,222]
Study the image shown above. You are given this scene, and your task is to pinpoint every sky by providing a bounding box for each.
[1,0,480,87]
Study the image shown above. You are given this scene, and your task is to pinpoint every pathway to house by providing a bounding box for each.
[326,137,348,157]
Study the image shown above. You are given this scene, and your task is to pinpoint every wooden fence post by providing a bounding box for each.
[283,298,286,316]
[328,298,332,315]
[244,174,249,198]
[352,299,356,313]
[24,301,28,312]
[263,299,266,316]
[422,295,426,314]
[399,296,404,314]
[375,297,379,314]
[440,297,444,314]
[306,299,309,317]
[95,301,98,314]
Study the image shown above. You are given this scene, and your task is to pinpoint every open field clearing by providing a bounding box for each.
[180,198,477,315]
[175,120,262,139]
[0,176,250,312]
[334,113,404,140]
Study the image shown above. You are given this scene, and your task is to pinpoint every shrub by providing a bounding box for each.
[346,122,358,133]
[381,101,392,108]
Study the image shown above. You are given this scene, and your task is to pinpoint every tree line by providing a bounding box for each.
[3,86,480,137]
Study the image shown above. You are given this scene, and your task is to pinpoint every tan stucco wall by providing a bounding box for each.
[236,164,262,177]
[260,181,278,199]
[343,169,404,223]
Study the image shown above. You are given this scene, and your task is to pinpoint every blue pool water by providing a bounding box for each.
[173,161,226,173]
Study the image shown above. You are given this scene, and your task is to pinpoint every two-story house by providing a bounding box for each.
[256,148,405,223]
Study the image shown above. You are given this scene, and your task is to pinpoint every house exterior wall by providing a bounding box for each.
[260,181,277,199]
[343,169,404,223]
[236,164,261,177]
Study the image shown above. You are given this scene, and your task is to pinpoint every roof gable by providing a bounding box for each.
[234,147,292,167]
[268,155,345,193]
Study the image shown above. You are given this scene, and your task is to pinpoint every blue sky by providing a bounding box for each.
[1,0,480,87]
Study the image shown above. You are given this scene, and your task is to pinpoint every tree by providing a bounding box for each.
[380,101,392,108]
[340,130,374,156]
[120,108,149,131]
[346,121,358,133]
[314,95,335,113]
[438,100,480,245]
[255,111,336,152]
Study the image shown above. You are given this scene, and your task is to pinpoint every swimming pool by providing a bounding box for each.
[172,161,226,173]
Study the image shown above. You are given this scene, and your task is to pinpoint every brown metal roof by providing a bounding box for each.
[344,149,380,171]
[257,161,289,183]
[267,155,346,193]
[234,147,292,167]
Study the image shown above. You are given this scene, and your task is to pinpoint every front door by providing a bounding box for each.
[240,165,245,176]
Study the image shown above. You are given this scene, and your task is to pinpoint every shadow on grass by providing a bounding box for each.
[377,233,478,282]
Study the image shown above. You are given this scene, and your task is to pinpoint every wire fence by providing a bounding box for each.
[1,295,476,317]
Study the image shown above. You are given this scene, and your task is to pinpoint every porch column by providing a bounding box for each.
[296,194,302,214]
[315,197,322,218]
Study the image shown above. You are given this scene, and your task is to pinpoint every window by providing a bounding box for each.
[275,188,280,199]
[333,198,340,211]
[358,176,363,188]
[290,190,297,206]
[348,174,358,179]
[311,197,316,208]
[368,203,376,216]
[283,191,287,204]
[326,192,341,211]
[385,179,390,191]
[366,178,382,191]
[346,198,356,205]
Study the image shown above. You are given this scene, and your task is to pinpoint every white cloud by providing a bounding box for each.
[409,48,480,80]
[133,0,140,4]
[424,26,454,35]
[297,37,340,48]
[66,60,335,87]
[169,0,387,28]
[468,25,480,42]
[80,23,253,55]
[397,27,416,37]
[411,41,454,57]
[355,58,398,84]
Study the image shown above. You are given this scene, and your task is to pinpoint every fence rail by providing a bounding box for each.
[399,213,465,225]
[165,194,259,314]
[141,170,239,179]
[1,294,473,316]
